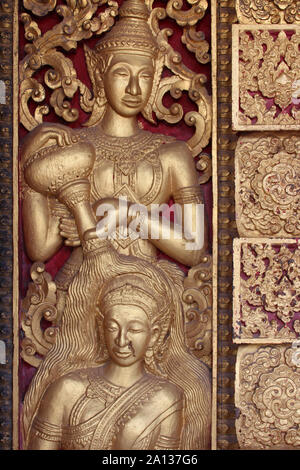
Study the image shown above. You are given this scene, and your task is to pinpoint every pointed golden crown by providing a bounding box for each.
[94,0,159,58]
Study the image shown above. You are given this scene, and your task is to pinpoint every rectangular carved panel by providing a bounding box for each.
[235,133,300,238]
[232,25,300,130]
[233,238,300,343]
[235,344,300,449]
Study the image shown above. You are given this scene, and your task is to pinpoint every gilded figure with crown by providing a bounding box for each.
[20,0,212,450]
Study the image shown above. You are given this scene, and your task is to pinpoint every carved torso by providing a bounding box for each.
[76,126,176,257]
[32,368,183,450]
[80,127,175,205]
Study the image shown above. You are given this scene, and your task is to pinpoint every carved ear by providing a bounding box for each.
[149,324,161,347]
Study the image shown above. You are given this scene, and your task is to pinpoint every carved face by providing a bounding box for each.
[102,53,154,117]
[103,304,159,367]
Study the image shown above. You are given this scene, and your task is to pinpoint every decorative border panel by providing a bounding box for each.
[232,24,300,131]
[235,132,300,238]
[233,238,300,343]
[233,0,300,453]
[236,344,300,450]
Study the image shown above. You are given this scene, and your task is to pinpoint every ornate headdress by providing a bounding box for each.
[94,0,159,58]
[98,273,165,322]
[97,270,173,373]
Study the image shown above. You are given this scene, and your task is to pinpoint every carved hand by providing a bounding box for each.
[59,217,81,247]
[21,123,78,165]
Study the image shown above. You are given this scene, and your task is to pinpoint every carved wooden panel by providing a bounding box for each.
[236,344,300,449]
[15,0,214,451]
[233,0,300,453]
[232,25,300,130]
[233,238,300,343]
[235,133,300,238]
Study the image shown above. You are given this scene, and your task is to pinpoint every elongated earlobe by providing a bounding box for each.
[149,324,160,347]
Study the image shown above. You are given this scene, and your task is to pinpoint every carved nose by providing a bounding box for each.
[116,328,129,347]
[126,75,141,96]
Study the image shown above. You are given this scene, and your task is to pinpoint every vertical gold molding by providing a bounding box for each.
[12,0,19,451]
[211,0,218,451]
[216,0,239,450]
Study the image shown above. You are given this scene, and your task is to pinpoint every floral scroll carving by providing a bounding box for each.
[20,0,119,130]
[145,0,210,64]
[183,254,212,367]
[23,0,57,17]
[233,239,300,342]
[236,0,300,24]
[235,134,300,238]
[236,344,300,449]
[232,26,300,130]
[21,263,59,368]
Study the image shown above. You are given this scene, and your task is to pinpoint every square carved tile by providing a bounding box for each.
[233,238,300,343]
[236,344,300,450]
[232,25,300,130]
[235,133,300,238]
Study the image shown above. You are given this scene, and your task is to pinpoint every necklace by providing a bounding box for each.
[80,126,174,168]
[86,368,125,405]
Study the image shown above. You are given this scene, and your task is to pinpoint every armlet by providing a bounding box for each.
[173,185,203,205]
[31,417,62,443]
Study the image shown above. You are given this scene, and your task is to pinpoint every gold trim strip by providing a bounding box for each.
[211,0,218,452]
[13,0,19,451]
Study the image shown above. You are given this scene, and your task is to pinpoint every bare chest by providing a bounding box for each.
[80,129,173,206]
[91,158,170,206]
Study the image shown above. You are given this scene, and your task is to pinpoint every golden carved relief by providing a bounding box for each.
[19,0,212,450]
[236,344,300,449]
[21,263,59,368]
[20,0,119,129]
[232,25,300,130]
[23,238,211,450]
[233,239,300,343]
[20,0,211,155]
[236,0,300,24]
[21,255,213,369]
[23,0,57,17]
[235,133,300,238]
[183,254,212,367]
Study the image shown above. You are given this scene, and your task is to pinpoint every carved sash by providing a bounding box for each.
[89,374,162,450]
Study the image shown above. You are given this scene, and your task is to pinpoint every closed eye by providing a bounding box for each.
[107,326,118,332]
[140,72,153,80]
[105,322,119,332]
[112,67,130,77]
